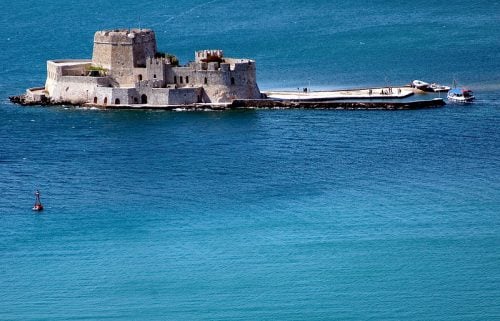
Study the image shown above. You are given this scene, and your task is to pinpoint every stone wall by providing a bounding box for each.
[167,87,202,105]
[25,87,46,102]
[47,76,110,104]
[93,87,137,105]
[45,60,110,103]
[146,57,167,87]
[169,60,260,103]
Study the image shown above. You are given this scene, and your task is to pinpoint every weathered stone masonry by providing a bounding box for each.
[36,28,261,106]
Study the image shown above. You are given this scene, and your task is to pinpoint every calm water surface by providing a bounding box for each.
[1,1,499,320]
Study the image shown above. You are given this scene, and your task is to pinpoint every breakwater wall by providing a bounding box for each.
[9,95,445,110]
[230,99,445,110]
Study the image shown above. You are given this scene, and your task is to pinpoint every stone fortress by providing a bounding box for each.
[34,28,261,106]
[13,28,447,110]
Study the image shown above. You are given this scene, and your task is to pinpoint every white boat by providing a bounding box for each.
[412,80,430,90]
[429,83,451,92]
[447,88,475,103]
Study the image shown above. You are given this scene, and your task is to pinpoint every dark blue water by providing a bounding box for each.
[1,1,499,320]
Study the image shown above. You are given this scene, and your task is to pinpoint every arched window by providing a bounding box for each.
[115,98,120,105]
[103,97,108,105]
[174,76,177,83]
[180,76,183,84]
[93,97,97,104]
[141,94,147,104]
[231,77,235,85]
[186,76,189,83]
[138,74,143,81]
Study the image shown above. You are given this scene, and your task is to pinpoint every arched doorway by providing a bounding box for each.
[141,94,147,104]
[103,97,108,105]
[93,97,97,104]
[115,98,120,105]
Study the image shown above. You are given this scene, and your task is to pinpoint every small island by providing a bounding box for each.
[10,28,444,110]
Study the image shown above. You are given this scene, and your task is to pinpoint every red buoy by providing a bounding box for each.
[32,190,44,211]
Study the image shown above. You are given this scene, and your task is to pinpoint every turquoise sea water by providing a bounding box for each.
[1,1,500,320]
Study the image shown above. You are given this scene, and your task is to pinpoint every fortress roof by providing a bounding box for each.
[95,28,154,38]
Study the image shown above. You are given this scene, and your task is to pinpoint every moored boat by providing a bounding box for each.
[412,80,430,91]
[429,83,451,92]
[447,88,475,103]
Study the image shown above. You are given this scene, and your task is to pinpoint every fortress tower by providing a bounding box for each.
[92,29,157,84]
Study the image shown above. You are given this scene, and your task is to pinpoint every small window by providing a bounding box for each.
[204,77,208,85]
[180,76,183,84]
[186,76,189,83]
[138,74,143,81]
[174,76,177,83]
[153,74,157,78]
[231,77,235,85]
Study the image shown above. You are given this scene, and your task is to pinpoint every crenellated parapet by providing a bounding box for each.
[195,49,224,63]
[93,29,156,45]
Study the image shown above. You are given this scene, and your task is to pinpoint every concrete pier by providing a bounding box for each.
[263,86,414,101]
